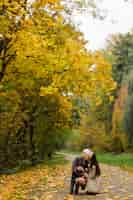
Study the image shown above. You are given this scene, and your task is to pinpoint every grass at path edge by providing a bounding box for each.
[60,150,133,172]
[97,153,133,171]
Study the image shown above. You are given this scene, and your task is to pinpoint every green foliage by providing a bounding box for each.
[97,153,133,168]
[122,70,133,144]
[64,129,82,151]
[106,32,133,87]
[106,32,133,149]
[123,93,133,144]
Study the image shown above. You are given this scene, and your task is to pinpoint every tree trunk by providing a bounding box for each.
[29,122,36,165]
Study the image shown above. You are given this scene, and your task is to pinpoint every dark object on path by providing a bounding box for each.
[70,166,87,195]
[86,191,99,195]
[70,150,101,195]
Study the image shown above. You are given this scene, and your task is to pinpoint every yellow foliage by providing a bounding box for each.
[0,0,117,166]
[96,96,103,106]
[40,86,58,96]
[109,95,114,103]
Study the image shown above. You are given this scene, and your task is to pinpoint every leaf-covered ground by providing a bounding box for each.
[0,153,133,200]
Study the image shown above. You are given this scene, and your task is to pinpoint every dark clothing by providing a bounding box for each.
[70,154,101,194]
[72,154,101,176]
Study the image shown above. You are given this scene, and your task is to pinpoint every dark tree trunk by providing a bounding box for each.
[48,152,52,159]
[29,122,36,165]
[4,131,10,164]
[28,106,37,165]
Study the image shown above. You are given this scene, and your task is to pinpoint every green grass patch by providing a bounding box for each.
[97,153,133,170]
[61,150,133,171]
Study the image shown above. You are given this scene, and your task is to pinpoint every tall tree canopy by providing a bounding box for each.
[105,32,133,145]
[0,0,116,168]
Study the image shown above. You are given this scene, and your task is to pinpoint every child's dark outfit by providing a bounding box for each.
[70,153,101,194]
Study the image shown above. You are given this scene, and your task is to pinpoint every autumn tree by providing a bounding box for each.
[105,32,133,148]
[106,32,133,87]
[0,0,116,168]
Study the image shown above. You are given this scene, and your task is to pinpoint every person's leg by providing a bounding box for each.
[75,183,80,195]
[81,184,86,190]
[80,173,88,191]
[70,175,76,194]
[75,177,85,194]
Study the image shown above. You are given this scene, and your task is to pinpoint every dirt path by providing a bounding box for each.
[53,153,133,200]
[1,153,133,199]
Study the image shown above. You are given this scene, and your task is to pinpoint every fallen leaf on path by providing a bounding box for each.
[64,194,74,200]
[113,195,120,199]
[106,198,113,200]
[103,189,109,193]
[43,194,53,200]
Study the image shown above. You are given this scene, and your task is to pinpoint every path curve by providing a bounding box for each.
[54,152,133,200]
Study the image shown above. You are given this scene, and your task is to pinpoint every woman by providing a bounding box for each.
[70,148,101,195]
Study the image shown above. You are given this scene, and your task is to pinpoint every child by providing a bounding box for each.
[70,149,101,195]
[70,165,88,194]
